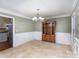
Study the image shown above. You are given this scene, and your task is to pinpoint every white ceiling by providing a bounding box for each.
[0,0,75,18]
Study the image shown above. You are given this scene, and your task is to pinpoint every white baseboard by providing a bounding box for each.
[13,32,34,47]
[33,32,71,45]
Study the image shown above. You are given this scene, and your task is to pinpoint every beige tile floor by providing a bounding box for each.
[0,40,76,58]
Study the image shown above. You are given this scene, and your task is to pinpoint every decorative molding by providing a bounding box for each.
[0,14,15,47]
[46,14,70,19]
[74,37,79,44]
[0,0,78,20]
[0,8,31,19]
[46,0,79,19]
[0,7,71,19]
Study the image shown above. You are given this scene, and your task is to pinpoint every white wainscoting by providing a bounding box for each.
[33,32,42,40]
[33,32,71,45]
[13,32,71,47]
[73,37,79,57]
[13,32,34,47]
[56,32,71,45]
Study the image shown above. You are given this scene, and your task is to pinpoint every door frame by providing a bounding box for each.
[0,14,15,47]
[71,12,76,50]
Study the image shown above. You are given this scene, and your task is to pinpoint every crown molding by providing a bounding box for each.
[0,0,78,20]
[46,14,70,19]
[0,8,31,19]
[46,0,79,19]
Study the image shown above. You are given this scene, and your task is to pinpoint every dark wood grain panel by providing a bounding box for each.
[42,21,56,43]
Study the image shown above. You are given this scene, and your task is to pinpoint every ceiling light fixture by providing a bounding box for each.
[32,9,44,22]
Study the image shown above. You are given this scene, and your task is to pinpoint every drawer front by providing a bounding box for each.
[42,34,55,43]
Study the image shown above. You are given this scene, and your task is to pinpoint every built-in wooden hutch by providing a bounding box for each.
[42,20,56,43]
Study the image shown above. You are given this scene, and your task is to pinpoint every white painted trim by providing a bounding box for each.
[0,14,14,19]
[71,11,79,56]
[46,14,70,19]
[74,37,79,43]
[0,7,71,20]
[0,8,31,19]
[46,0,79,19]
[0,0,78,20]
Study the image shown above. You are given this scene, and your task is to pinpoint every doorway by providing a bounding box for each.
[0,16,13,51]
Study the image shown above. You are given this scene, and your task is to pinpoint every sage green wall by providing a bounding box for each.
[53,17,71,33]
[15,17,35,33]
[34,16,71,33]
[34,22,42,31]
[0,12,35,33]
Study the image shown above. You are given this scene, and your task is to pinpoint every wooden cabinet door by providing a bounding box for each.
[42,34,46,41]
[42,21,56,43]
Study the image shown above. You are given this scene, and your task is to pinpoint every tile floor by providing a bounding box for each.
[0,40,76,58]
